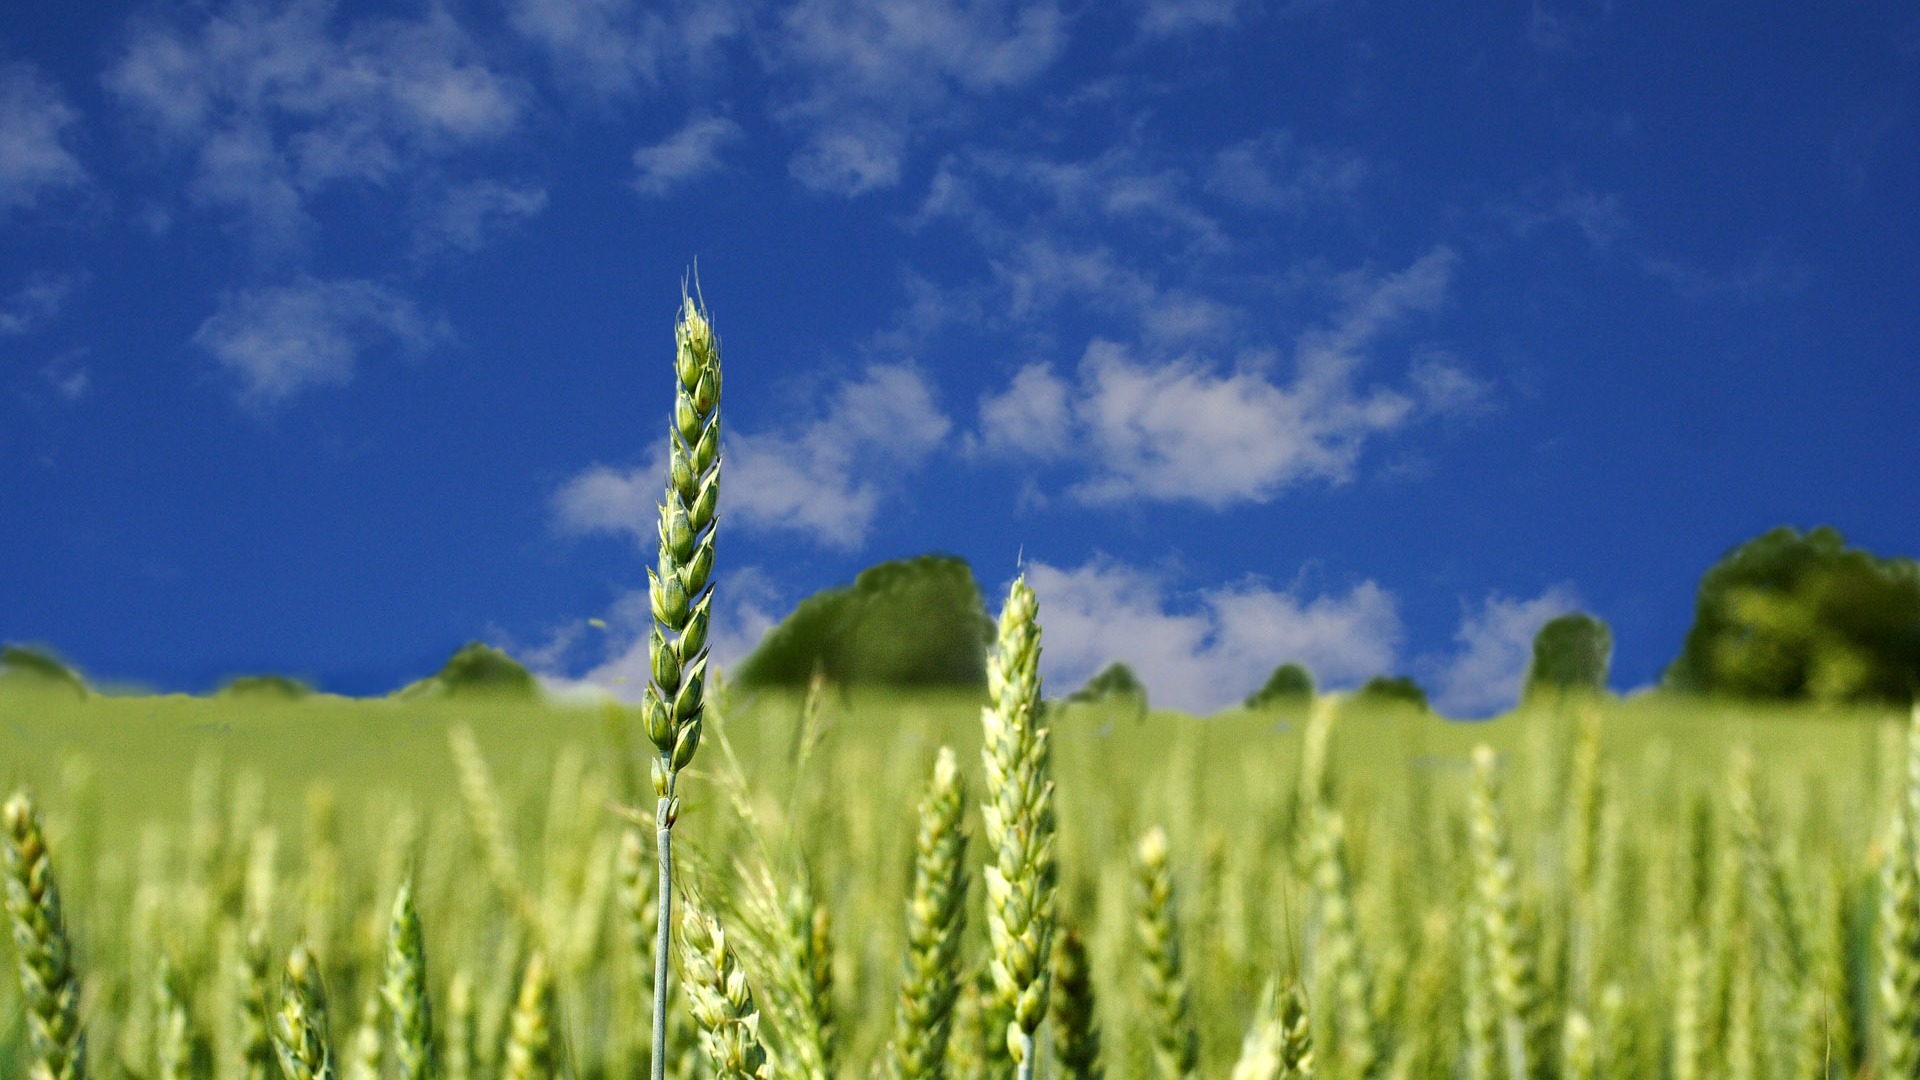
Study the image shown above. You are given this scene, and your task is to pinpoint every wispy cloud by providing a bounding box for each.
[0,64,87,218]
[506,0,747,101]
[766,0,1066,195]
[1009,554,1403,714]
[412,179,548,258]
[969,246,1469,507]
[553,363,953,552]
[633,114,744,196]
[192,278,452,410]
[1204,128,1369,214]
[1422,584,1581,717]
[0,273,82,336]
[106,0,526,254]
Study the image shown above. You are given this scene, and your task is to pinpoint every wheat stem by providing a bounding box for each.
[3,791,86,1080]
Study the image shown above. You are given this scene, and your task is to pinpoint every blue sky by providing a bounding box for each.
[2,0,1916,716]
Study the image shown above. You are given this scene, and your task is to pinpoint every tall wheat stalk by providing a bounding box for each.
[4,791,86,1080]
[888,747,971,1080]
[979,574,1057,1080]
[645,274,723,1080]
[1884,704,1920,1077]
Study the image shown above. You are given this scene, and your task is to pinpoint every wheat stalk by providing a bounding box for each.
[1469,745,1541,1080]
[4,791,86,1080]
[382,879,435,1080]
[645,273,723,1080]
[1050,926,1101,1080]
[887,746,971,1080]
[503,951,556,1080]
[680,896,771,1080]
[444,969,476,1080]
[1136,826,1196,1079]
[979,573,1057,1080]
[153,954,191,1080]
[1883,704,1920,1077]
[1229,977,1314,1080]
[1306,809,1380,1079]
[272,944,333,1080]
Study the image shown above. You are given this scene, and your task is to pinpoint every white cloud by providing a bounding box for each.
[192,278,451,409]
[533,565,785,700]
[0,273,81,336]
[413,179,548,256]
[1423,585,1582,718]
[106,0,526,253]
[964,248,1466,507]
[1205,129,1368,214]
[507,0,746,101]
[766,0,1066,195]
[1132,0,1244,36]
[553,363,953,552]
[633,115,744,197]
[0,64,87,218]
[1011,554,1402,714]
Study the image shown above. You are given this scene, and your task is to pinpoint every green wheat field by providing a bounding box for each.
[2,679,1913,1080]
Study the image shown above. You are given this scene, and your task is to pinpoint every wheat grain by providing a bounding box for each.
[502,951,556,1080]
[1135,826,1196,1079]
[645,274,724,1080]
[1050,925,1101,1080]
[382,879,435,1080]
[4,791,86,1080]
[887,746,971,1080]
[680,898,771,1080]
[272,944,333,1080]
[979,573,1057,1080]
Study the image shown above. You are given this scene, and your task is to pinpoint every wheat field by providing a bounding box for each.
[1,678,1911,1079]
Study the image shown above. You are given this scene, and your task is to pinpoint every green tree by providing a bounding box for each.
[1067,661,1148,721]
[1664,526,1920,705]
[1355,675,1428,712]
[0,645,87,699]
[1523,613,1612,703]
[733,554,994,689]
[1245,662,1314,711]
[395,642,538,699]
[219,674,315,700]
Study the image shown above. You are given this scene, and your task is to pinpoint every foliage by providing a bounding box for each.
[0,645,87,699]
[1665,525,1920,705]
[396,643,538,699]
[1522,614,1612,703]
[1067,662,1148,711]
[732,554,994,690]
[1354,675,1428,712]
[220,674,316,700]
[1245,663,1314,711]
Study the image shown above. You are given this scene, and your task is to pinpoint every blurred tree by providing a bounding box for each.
[1664,526,1920,705]
[1067,661,1148,721]
[0,644,87,699]
[395,642,538,699]
[733,554,994,689]
[1523,613,1612,704]
[219,674,315,700]
[1355,675,1429,712]
[1244,662,1314,711]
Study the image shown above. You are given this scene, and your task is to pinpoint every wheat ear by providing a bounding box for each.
[235,927,276,1080]
[645,273,723,1080]
[1229,977,1314,1080]
[888,746,971,1080]
[680,897,771,1080]
[1469,745,1541,1080]
[382,879,435,1080]
[272,944,333,1080]
[4,791,86,1080]
[1306,809,1379,1079]
[980,573,1057,1080]
[1136,826,1196,1079]
[153,954,190,1080]
[444,969,476,1080]
[1883,704,1920,1077]
[502,951,556,1080]
[1051,926,1102,1080]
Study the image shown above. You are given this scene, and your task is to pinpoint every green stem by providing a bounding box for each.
[651,790,673,1080]
[1016,1030,1036,1080]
